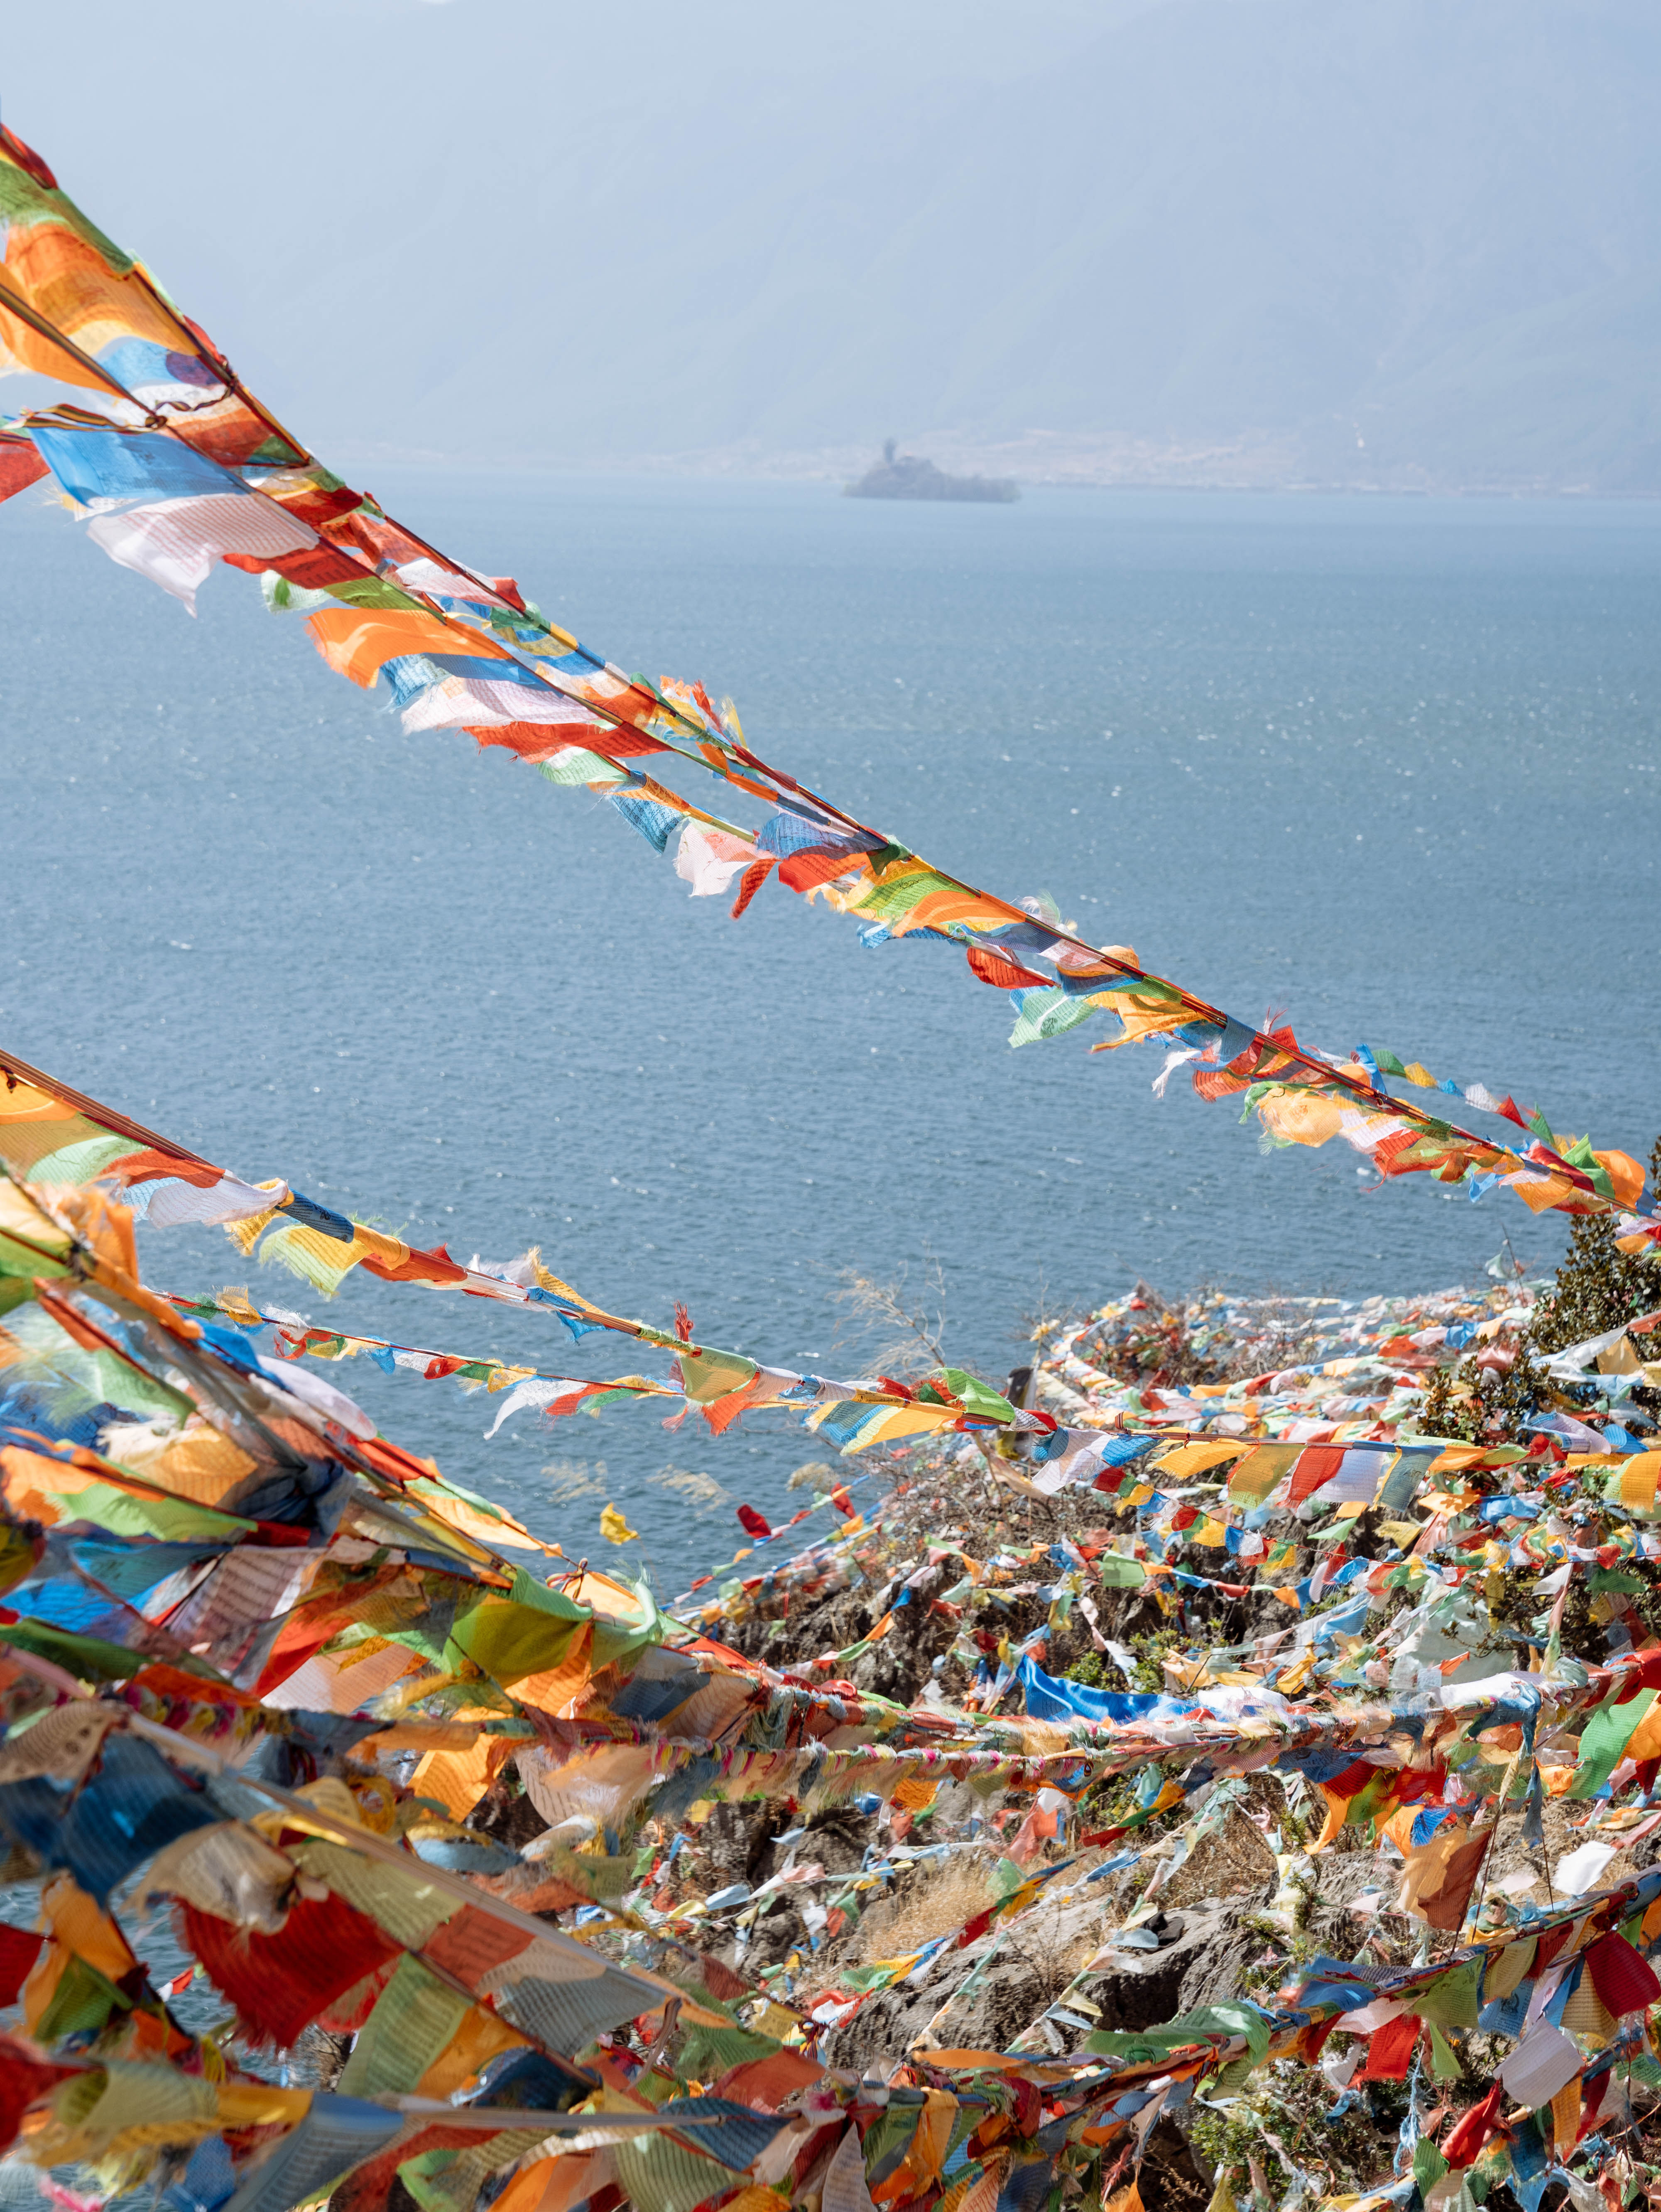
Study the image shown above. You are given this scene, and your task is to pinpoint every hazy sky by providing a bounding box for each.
[5,1,1659,485]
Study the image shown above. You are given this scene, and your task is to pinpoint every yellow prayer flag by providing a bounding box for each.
[600,1502,640,1543]
[1619,1455,1661,1516]
[1149,1439,1249,1479]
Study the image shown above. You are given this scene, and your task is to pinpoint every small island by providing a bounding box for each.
[844,438,1019,503]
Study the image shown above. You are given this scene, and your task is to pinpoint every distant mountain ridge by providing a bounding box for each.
[10,0,1661,491]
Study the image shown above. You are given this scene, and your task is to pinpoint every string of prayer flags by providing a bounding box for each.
[0,118,1654,1238]
[0,1048,1058,1466]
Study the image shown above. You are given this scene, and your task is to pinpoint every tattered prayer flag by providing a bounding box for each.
[1312,1759,1395,1850]
[181,1892,401,2049]
[600,1504,642,1544]
[0,1733,219,1904]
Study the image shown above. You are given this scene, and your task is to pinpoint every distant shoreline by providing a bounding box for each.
[332,448,1661,503]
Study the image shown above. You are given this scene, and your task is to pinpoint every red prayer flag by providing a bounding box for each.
[0,1923,43,2006]
[1318,1757,1380,1805]
[779,846,870,895]
[0,2035,74,2154]
[1584,1931,1661,2018]
[965,945,1050,991]
[715,2048,826,2109]
[181,1891,401,2049]
[1291,2018,1337,2065]
[1577,2066,1612,2142]
[222,543,366,590]
[0,438,48,507]
[1286,1445,1345,1505]
[730,859,774,918]
[1441,2081,1505,2169]
[1531,1919,1576,1977]
[1614,1647,1661,1702]
[1356,2011,1420,2082]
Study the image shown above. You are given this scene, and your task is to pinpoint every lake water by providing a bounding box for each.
[2,476,1657,1582]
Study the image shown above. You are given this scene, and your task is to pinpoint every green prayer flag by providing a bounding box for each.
[1095,1553,1147,1588]
[1416,1958,1482,2029]
[1008,988,1098,1047]
[34,1949,130,2042]
[398,2133,549,2212]
[62,1481,253,1546]
[1414,2130,1452,2191]
[675,2019,780,2079]
[3,1617,219,1684]
[447,1571,588,1686]
[22,1133,142,1187]
[1425,2023,1462,2082]
[938,1368,1017,1423]
[1566,1687,1654,1799]
[611,2131,732,2212]
[539,749,630,786]
[337,1955,471,2099]
[677,1349,759,1404]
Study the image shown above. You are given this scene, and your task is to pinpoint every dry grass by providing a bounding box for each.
[1011,1916,1109,1992]
[853,1859,994,1963]
[1159,1810,1279,1909]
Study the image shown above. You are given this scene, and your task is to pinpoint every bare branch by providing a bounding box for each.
[833,1255,949,1375]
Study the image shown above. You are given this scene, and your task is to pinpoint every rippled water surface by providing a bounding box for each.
[3,477,1657,1578]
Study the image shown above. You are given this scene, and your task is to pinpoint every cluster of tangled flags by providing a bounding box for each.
[2,106,1661,2212]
